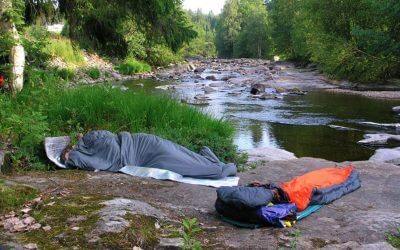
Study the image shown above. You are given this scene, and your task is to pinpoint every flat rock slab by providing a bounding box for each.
[6,157,400,249]
[245,147,297,162]
[94,198,166,234]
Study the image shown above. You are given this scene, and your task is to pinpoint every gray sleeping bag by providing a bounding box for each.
[65,130,237,179]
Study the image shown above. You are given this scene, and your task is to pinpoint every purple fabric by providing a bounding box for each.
[258,203,297,226]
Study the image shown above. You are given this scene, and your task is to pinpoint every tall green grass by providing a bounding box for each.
[43,36,85,66]
[47,86,236,161]
[0,79,238,169]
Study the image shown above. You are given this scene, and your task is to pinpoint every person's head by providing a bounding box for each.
[60,145,73,163]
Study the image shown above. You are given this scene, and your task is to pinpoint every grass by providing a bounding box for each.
[387,227,400,248]
[0,179,39,214]
[43,36,85,66]
[115,58,152,75]
[46,85,237,162]
[0,73,239,169]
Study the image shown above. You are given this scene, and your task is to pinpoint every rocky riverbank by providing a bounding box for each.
[1,155,399,249]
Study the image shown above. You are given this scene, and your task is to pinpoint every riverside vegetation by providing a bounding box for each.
[1,1,400,248]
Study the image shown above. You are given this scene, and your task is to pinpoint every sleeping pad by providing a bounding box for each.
[65,130,237,179]
[215,167,361,227]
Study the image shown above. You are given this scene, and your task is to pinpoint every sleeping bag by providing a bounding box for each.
[65,130,237,179]
[215,167,361,227]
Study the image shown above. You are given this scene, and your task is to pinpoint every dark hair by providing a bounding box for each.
[60,145,73,163]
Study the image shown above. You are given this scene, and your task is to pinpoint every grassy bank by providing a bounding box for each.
[0,75,238,170]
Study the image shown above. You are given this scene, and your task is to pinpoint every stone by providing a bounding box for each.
[369,147,400,165]
[194,67,205,73]
[203,86,215,94]
[392,106,400,113]
[259,93,276,100]
[205,75,217,81]
[67,215,87,225]
[209,82,225,88]
[358,134,400,145]
[250,83,267,95]
[94,198,165,234]
[23,216,35,225]
[23,243,38,250]
[245,147,297,162]
[158,238,184,248]
[42,225,52,231]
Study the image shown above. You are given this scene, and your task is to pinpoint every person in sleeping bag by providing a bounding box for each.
[60,130,237,179]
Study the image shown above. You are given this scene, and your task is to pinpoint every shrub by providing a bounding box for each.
[115,58,152,75]
[87,67,101,79]
[146,45,183,67]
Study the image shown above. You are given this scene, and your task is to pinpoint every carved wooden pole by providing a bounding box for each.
[0,0,25,93]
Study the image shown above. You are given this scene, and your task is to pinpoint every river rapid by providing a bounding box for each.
[119,59,400,162]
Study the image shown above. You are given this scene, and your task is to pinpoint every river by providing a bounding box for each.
[120,60,400,162]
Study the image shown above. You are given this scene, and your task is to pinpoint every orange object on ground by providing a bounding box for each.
[280,167,353,211]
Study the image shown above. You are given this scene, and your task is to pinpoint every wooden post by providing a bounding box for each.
[0,0,25,93]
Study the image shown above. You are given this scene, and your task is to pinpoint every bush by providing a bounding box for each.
[115,58,152,75]
[87,67,101,79]
[146,45,183,67]
[22,25,51,68]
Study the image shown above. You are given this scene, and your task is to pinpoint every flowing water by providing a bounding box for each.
[121,72,400,162]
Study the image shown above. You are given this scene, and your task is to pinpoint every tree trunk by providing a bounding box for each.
[0,0,25,93]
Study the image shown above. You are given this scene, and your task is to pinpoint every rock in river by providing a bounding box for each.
[206,75,217,81]
[392,106,400,113]
[358,134,400,145]
[250,83,267,95]
[369,147,400,165]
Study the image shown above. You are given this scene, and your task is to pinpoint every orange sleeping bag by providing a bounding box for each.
[280,167,353,211]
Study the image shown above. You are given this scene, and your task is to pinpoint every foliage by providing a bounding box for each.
[22,25,51,68]
[55,68,75,80]
[146,45,183,67]
[87,67,101,79]
[43,35,85,66]
[216,0,272,59]
[268,0,400,82]
[181,10,218,58]
[387,226,400,248]
[290,229,301,249]
[181,218,202,250]
[59,0,197,58]
[115,58,152,75]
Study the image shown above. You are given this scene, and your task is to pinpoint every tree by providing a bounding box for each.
[58,0,197,58]
[0,0,26,93]
[216,0,272,58]
[215,0,241,58]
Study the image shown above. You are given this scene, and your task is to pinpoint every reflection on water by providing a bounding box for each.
[122,78,400,162]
